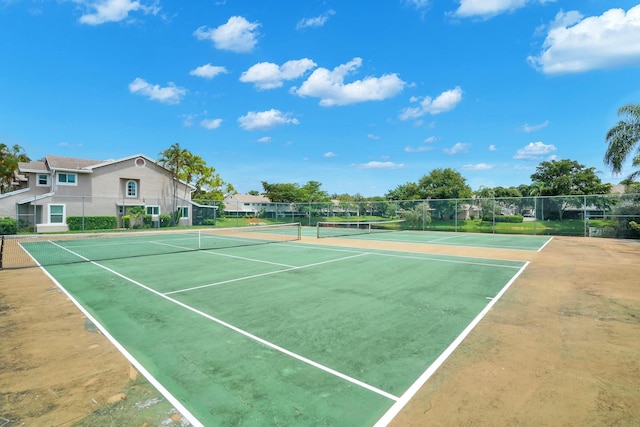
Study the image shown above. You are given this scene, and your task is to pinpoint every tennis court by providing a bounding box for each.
[8,224,532,426]
[313,221,552,251]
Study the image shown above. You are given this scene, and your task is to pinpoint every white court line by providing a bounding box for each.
[30,242,205,427]
[373,261,531,427]
[48,242,398,404]
[282,242,524,269]
[538,236,554,252]
[151,241,297,268]
[166,252,370,295]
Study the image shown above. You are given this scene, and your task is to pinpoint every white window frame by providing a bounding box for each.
[126,180,138,198]
[146,205,160,215]
[57,172,77,186]
[178,206,189,219]
[36,174,50,187]
[48,204,66,224]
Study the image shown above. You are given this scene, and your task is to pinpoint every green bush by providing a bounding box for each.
[0,217,18,235]
[482,214,523,223]
[159,214,172,227]
[67,216,118,231]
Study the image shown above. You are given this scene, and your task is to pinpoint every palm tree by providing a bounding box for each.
[158,143,189,224]
[604,103,640,181]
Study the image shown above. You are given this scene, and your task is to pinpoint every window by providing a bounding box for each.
[37,174,50,187]
[146,206,160,215]
[57,173,77,186]
[49,204,65,224]
[178,206,189,219]
[126,180,138,198]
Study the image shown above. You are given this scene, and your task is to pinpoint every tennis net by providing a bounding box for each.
[316,219,405,238]
[0,223,301,270]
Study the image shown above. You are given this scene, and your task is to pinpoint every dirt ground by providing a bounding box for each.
[1,236,639,426]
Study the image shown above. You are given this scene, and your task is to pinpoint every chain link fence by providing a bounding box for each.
[1,193,639,238]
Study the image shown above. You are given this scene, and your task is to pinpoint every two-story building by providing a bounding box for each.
[0,154,196,232]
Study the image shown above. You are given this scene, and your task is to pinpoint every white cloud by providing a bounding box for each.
[529,5,640,74]
[353,161,406,169]
[128,78,186,104]
[257,136,271,143]
[513,141,557,160]
[424,136,438,143]
[463,163,494,170]
[296,10,335,29]
[367,134,380,140]
[399,86,463,120]
[238,109,299,131]
[404,145,433,153]
[489,144,497,151]
[452,0,554,19]
[200,118,222,129]
[443,142,470,155]
[240,59,317,90]
[190,64,228,79]
[78,0,159,25]
[193,16,260,53]
[292,57,405,106]
[405,0,430,9]
[324,152,337,158]
[521,120,549,132]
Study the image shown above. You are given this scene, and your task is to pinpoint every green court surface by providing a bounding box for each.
[309,226,552,251]
[23,233,528,426]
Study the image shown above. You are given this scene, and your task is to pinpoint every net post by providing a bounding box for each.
[198,229,201,249]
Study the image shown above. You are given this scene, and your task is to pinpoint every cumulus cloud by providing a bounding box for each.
[513,141,557,160]
[443,142,470,155]
[240,59,317,90]
[238,109,299,131]
[368,134,380,140]
[200,118,222,129]
[190,64,228,79]
[324,152,337,158]
[78,0,160,25]
[353,161,406,169]
[452,0,555,19]
[399,86,463,120]
[257,136,271,143]
[521,120,549,132]
[193,16,260,53]
[296,10,335,29]
[128,78,186,104]
[528,5,640,74]
[292,57,405,106]
[489,144,497,151]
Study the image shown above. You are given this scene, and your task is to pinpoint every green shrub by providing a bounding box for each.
[122,215,130,228]
[67,216,118,231]
[203,218,216,226]
[482,215,523,223]
[0,217,18,235]
[159,214,172,227]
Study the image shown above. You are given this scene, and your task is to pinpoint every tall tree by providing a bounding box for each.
[531,159,612,220]
[0,143,30,193]
[604,103,640,181]
[417,168,472,199]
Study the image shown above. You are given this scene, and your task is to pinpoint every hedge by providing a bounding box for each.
[0,217,18,235]
[482,214,524,223]
[67,216,118,231]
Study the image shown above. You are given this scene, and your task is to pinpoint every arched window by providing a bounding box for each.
[126,180,138,198]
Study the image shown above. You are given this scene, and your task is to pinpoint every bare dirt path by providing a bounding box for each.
[1,236,638,425]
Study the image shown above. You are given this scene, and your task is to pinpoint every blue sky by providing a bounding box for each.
[2,0,640,197]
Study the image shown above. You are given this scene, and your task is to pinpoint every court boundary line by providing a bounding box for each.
[48,242,400,405]
[373,261,531,426]
[323,230,551,251]
[23,242,205,427]
[284,241,526,269]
